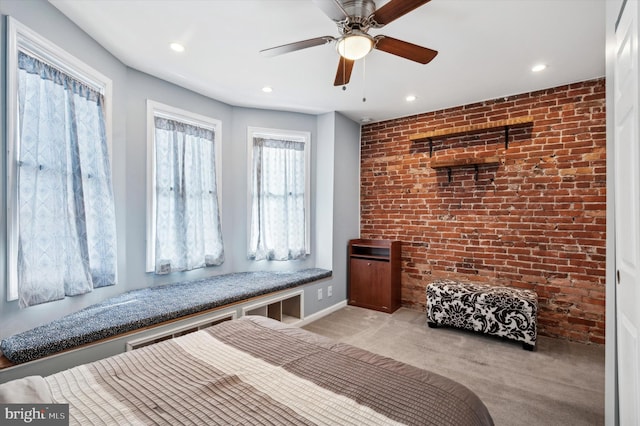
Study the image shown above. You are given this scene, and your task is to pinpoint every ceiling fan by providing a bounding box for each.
[260,0,438,86]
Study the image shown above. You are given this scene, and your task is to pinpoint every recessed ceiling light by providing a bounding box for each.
[262,86,273,93]
[361,117,372,123]
[532,63,546,72]
[405,95,417,102]
[169,42,185,53]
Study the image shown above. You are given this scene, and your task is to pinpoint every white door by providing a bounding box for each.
[615,0,640,424]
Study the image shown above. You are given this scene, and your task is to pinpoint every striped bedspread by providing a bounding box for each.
[45,316,494,425]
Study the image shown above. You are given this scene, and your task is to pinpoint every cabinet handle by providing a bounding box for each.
[367,262,371,266]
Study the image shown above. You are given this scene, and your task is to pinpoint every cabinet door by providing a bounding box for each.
[349,258,390,310]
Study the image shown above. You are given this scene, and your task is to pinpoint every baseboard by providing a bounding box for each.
[296,300,347,327]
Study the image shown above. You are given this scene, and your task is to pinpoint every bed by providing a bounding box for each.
[0,316,494,425]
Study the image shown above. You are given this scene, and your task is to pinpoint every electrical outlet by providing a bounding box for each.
[327,285,333,297]
[157,260,171,275]
[317,288,323,300]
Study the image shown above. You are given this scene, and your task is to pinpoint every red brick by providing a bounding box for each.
[360,78,606,345]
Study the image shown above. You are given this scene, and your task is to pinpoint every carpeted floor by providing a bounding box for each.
[303,306,605,426]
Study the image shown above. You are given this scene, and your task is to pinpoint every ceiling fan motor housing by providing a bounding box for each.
[342,0,376,18]
[339,0,377,33]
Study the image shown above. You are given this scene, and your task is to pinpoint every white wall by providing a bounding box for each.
[326,112,362,304]
[0,0,361,340]
[308,111,361,314]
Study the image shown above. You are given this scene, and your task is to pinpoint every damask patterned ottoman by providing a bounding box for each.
[427,280,538,350]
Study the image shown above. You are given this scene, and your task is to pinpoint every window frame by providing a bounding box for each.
[145,100,223,272]
[246,126,311,259]
[5,16,113,301]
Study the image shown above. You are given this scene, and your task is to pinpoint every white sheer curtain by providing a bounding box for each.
[16,51,117,308]
[154,117,224,273]
[249,137,307,261]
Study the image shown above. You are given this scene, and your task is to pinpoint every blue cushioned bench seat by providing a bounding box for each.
[1,268,331,364]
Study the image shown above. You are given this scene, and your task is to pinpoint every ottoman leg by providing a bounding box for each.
[522,342,535,351]
[427,321,438,328]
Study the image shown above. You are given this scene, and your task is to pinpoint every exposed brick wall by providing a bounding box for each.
[360,79,606,344]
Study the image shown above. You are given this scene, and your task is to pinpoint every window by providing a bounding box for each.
[6,18,116,307]
[146,101,224,274]
[248,127,310,261]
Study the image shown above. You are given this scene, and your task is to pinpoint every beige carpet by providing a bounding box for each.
[303,306,605,426]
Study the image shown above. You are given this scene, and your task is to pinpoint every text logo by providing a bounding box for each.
[1,404,68,425]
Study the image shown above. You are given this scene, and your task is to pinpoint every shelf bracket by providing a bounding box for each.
[429,138,433,157]
[474,164,479,181]
[504,126,510,149]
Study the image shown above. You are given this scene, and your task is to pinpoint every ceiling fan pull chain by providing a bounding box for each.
[342,56,347,91]
[362,56,367,102]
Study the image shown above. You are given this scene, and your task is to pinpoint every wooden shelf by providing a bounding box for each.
[411,116,533,182]
[430,156,501,169]
[410,116,534,142]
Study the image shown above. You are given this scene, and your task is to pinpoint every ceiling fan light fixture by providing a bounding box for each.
[336,32,374,60]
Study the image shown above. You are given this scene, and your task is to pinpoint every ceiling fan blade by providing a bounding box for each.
[374,36,437,64]
[312,0,349,22]
[371,0,431,27]
[260,36,335,57]
[334,56,355,86]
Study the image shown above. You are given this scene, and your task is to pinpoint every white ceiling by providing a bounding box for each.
[49,0,605,124]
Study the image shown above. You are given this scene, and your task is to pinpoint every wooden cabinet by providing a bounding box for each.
[348,239,401,313]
